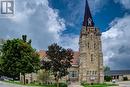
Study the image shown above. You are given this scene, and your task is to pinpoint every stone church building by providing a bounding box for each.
[20,0,104,84]
[68,0,104,83]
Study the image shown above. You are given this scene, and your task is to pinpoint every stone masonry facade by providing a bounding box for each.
[79,26,104,83]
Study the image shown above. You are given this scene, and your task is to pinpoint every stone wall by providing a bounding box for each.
[20,73,37,84]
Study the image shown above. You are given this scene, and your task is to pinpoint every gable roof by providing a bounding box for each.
[38,50,80,65]
[38,50,46,59]
[71,52,80,65]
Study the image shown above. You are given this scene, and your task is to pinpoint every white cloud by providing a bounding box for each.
[102,15,130,69]
[0,0,65,50]
[88,0,108,14]
[59,35,79,51]
[114,0,130,9]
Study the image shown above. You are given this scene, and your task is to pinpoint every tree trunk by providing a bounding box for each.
[45,70,47,84]
[56,78,59,87]
[23,73,25,85]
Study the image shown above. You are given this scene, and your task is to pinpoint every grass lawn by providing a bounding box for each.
[82,83,118,87]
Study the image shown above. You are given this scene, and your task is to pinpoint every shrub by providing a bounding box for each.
[104,76,112,81]
[81,81,89,86]
[54,83,67,87]
[123,77,128,81]
[59,83,67,87]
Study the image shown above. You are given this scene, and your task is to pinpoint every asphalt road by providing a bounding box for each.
[107,81,130,87]
[0,82,14,87]
[0,81,25,87]
[118,81,130,87]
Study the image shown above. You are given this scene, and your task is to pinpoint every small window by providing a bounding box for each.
[91,54,94,62]
[95,71,97,75]
[94,43,96,49]
[87,71,89,75]
[88,43,89,48]
[93,71,94,75]
[70,71,77,78]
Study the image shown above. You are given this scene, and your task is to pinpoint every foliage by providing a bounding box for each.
[0,55,3,75]
[41,60,51,71]
[123,77,128,81]
[55,83,67,87]
[0,39,5,75]
[42,43,73,87]
[82,83,118,87]
[104,66,111,82]
[104,76,112,82]
[0,35,40,81]
[37,69,51,84]
[59,83,67,87]
[104,66,110,72]
[81,81,89,86]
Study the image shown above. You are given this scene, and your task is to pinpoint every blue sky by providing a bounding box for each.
[49,0,130,33]
[0,0,130,69]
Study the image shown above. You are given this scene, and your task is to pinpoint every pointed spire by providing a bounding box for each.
[83,0,94,27]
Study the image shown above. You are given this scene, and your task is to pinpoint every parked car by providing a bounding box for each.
[0,76,13,81]
[112,79,116,83]
[0,77,4,81]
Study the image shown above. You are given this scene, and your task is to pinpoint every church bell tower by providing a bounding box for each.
[79,0,104,83]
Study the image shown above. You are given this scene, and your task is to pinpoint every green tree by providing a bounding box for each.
[1,35,40,84]
[0,55,3,76]
[104,66,110,72]
[45,43,73,87]
[22,35,32,45]
[40,60,52,84]
[37,69,51,84]
[104,66,111,81]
